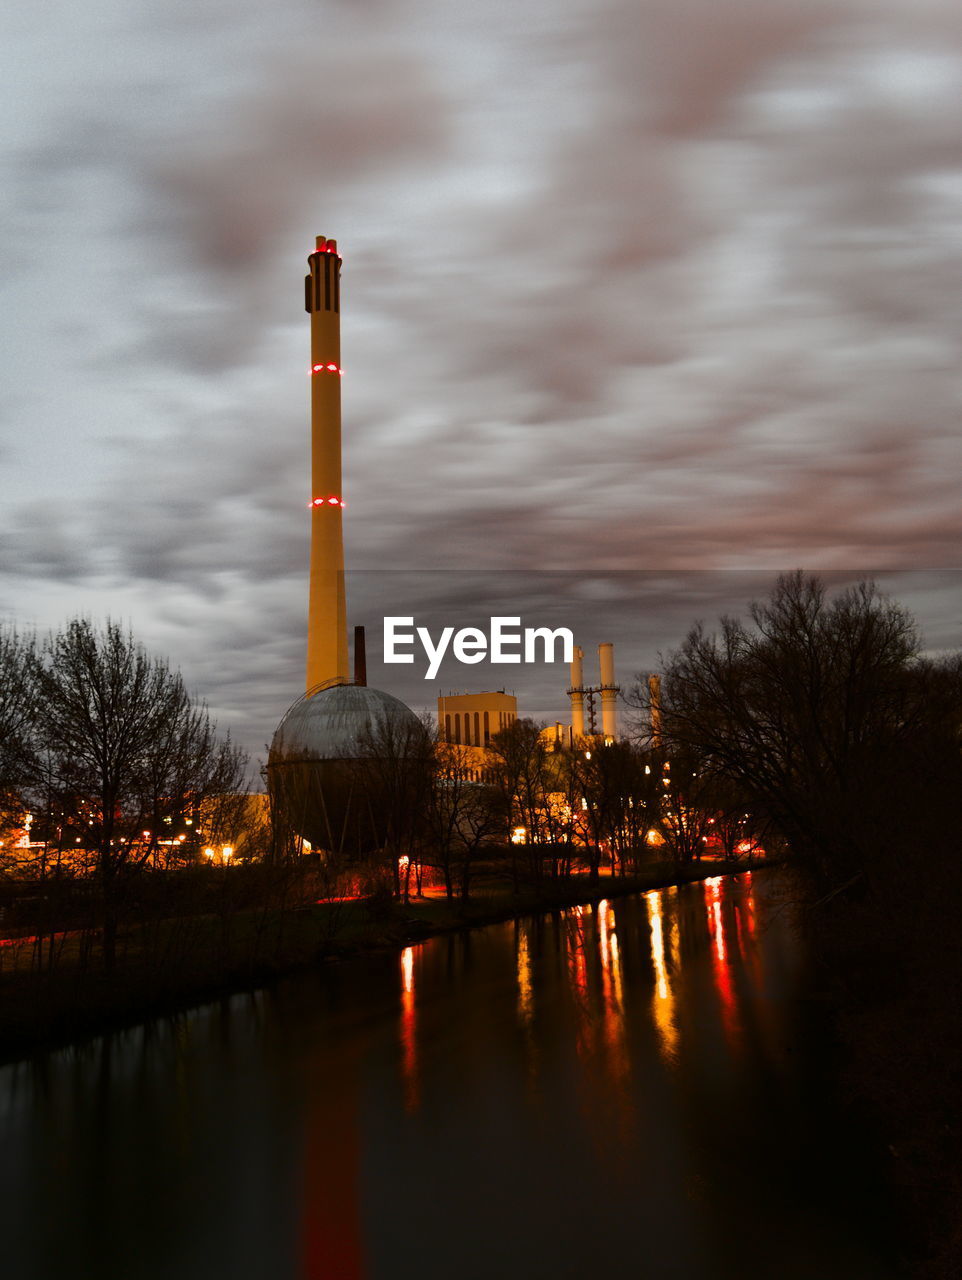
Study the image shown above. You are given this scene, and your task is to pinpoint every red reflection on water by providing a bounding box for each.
[565,908,595,1066]
[567,908,588,996]
[300,1075,365,1279]
[704,877,738,1042]
[741,872,757,940]
[400,947,419,1113]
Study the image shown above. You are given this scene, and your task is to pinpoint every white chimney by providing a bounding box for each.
[599,642,618,743]
[569,645,585,740]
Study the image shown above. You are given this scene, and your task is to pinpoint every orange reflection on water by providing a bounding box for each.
[400,947,418,1112]
[598,899,613,1004]
[602,902,626,1013]
[517,927,534,1025]
[645,891,678,1060]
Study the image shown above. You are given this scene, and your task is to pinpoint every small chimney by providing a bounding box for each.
[353,625,367,687]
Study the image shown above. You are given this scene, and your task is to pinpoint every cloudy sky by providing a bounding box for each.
[2,0,960,764]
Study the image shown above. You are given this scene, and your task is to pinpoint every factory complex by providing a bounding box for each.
[266,235,638,854]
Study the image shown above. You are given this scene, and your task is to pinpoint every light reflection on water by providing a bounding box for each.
[0,870,897,1280]
[399,946,417,1114]
[646,888,679,1060]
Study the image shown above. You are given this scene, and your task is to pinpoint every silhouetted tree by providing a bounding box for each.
[0,624,41,826]
[427,740,506,900]
[651,572,939,893]
[488,719,557,884]
[571,741,660,875]
[357,709,435,902]
[35,619,248,966]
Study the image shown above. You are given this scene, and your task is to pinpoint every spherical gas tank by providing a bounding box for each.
[268,683,424,853]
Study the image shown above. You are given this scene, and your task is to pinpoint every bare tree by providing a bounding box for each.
[653,751,714,865]
[571,741,660,876]
[427,740,506,900]
[489,719,548,843]
[357,709,435,902]
[0,624,41,824]
[653,572,927,892]
[35,619,248,966]
[488,719,557,885]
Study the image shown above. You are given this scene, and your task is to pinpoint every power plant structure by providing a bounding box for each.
[567,643,620,745]
[437,647,623,769]
[268,236,420,852]
[305,236,349,691]
[266,233,634,852]
[437,691,518,748]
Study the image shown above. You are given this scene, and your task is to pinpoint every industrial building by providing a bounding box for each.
[437,691,517,747]
[267,233,631,854]
[438,643,623,760]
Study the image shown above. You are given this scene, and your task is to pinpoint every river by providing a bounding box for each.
[0,870,899,1279]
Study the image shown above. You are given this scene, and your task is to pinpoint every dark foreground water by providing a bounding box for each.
[0,871,898,1280]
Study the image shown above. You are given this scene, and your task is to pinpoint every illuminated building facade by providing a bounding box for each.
[437,691,517,747]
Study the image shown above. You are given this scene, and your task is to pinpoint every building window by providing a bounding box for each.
[445,714,451,743]
[484,710,490,745]
[474,712,480,746]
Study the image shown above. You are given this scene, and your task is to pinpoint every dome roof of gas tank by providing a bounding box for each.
[269,683,422,763]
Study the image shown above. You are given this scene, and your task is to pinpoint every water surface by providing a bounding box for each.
[0,871,897,1278]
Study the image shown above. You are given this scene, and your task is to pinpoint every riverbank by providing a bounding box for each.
[809,888,962,1280]
[0,858,764,1064]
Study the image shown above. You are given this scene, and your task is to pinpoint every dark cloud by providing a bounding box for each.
[1,0,961,760]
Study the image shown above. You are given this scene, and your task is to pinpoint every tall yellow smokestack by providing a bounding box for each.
[305,235,349,692]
